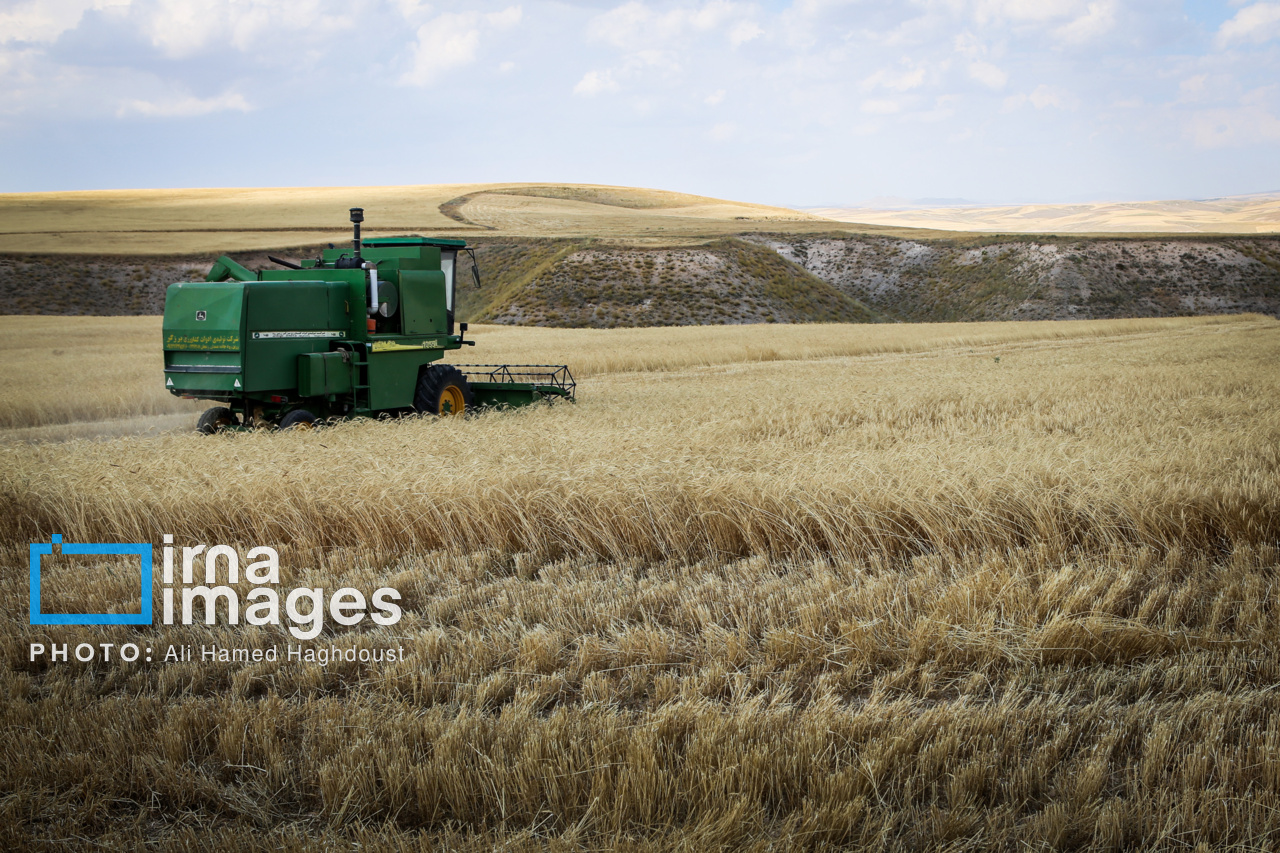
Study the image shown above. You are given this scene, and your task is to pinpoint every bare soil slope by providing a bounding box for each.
[5,235,1278,325]
[458,238,880,327]
[752,234,1280,322]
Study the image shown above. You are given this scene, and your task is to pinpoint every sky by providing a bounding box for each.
[0,0,1278,206]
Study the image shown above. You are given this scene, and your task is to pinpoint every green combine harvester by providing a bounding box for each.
[162,208,575,432]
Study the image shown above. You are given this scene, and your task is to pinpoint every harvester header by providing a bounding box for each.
[162,211,575,432]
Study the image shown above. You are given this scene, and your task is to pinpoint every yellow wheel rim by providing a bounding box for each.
[440,385,465,416]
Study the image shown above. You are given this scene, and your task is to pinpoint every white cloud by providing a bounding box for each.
[393,0,433,24]
[1175,74,1260,111]
[791,0,862,16]
[968,60,1007,89]
[1179,74,1207,101]
[705,89,725,105]
[117,89,251,117]
[913,100,956,123]
[0,0,362,59]
[631,49,673,71]
[400,7,519,86]
[967,0,1090,26]
[574,69,618,96]
[729,20,763,45]
[498,60,515,72]
[0,46,80,115]
[1182,85,1280,148]
[862,66,927,92]
[571,46,676,97]
[0,0,128,45]
[1216,3,1280,46]
[953,31,986,59]
[1188,103,1280,148]
[587,2,648,48]
[401,13,481,85]
[1029,83,1076,109]
[949,0,1116,44]
[1054,0,1115,43]
[587,0,757,49]
[862,98,900,114]
[139,0,357,59]
[487,5,522,28]
[144,2,222,57]
[1002,84,1077,111]
[708,121,735,140]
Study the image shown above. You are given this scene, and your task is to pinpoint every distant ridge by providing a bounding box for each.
[852,196,982,210]
[0,181,832,255]
[805,191,1280,234]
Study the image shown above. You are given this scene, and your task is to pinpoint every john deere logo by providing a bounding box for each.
[195,311,207,321]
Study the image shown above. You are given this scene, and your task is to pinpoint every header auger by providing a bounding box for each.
[163,208,575,432]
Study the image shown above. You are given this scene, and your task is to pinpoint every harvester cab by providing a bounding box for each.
[163,208,575,432]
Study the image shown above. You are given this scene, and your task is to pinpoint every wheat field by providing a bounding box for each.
[2,314,1278,850]
[0,314,1248,436]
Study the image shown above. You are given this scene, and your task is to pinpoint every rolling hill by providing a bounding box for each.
[807,192,1280,234]
[0,182,886,256]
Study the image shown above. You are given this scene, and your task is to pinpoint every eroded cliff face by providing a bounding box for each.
[460,234,1279,326]
[4,235,1278,325]
[748,235,1280,322]
[471,241,879,328]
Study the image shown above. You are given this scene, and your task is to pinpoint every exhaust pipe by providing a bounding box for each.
[351,208,380,321]
[350,207,363,262]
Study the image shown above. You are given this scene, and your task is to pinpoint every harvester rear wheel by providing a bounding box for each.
[278,409,318,430]
[414,365,473,416]
[197,407,238,435]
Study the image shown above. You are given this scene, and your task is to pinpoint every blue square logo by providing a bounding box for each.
[29,535,153,625]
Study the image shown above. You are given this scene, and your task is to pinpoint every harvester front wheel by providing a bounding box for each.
[197,407,238,435]
[278,409,318,430]
[414,365,473,416]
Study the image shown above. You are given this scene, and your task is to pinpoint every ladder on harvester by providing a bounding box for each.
[346,345,373,415]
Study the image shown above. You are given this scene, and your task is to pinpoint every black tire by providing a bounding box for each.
[197,406,238,435]
[278,409,318,430]
[414,365,473,416]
